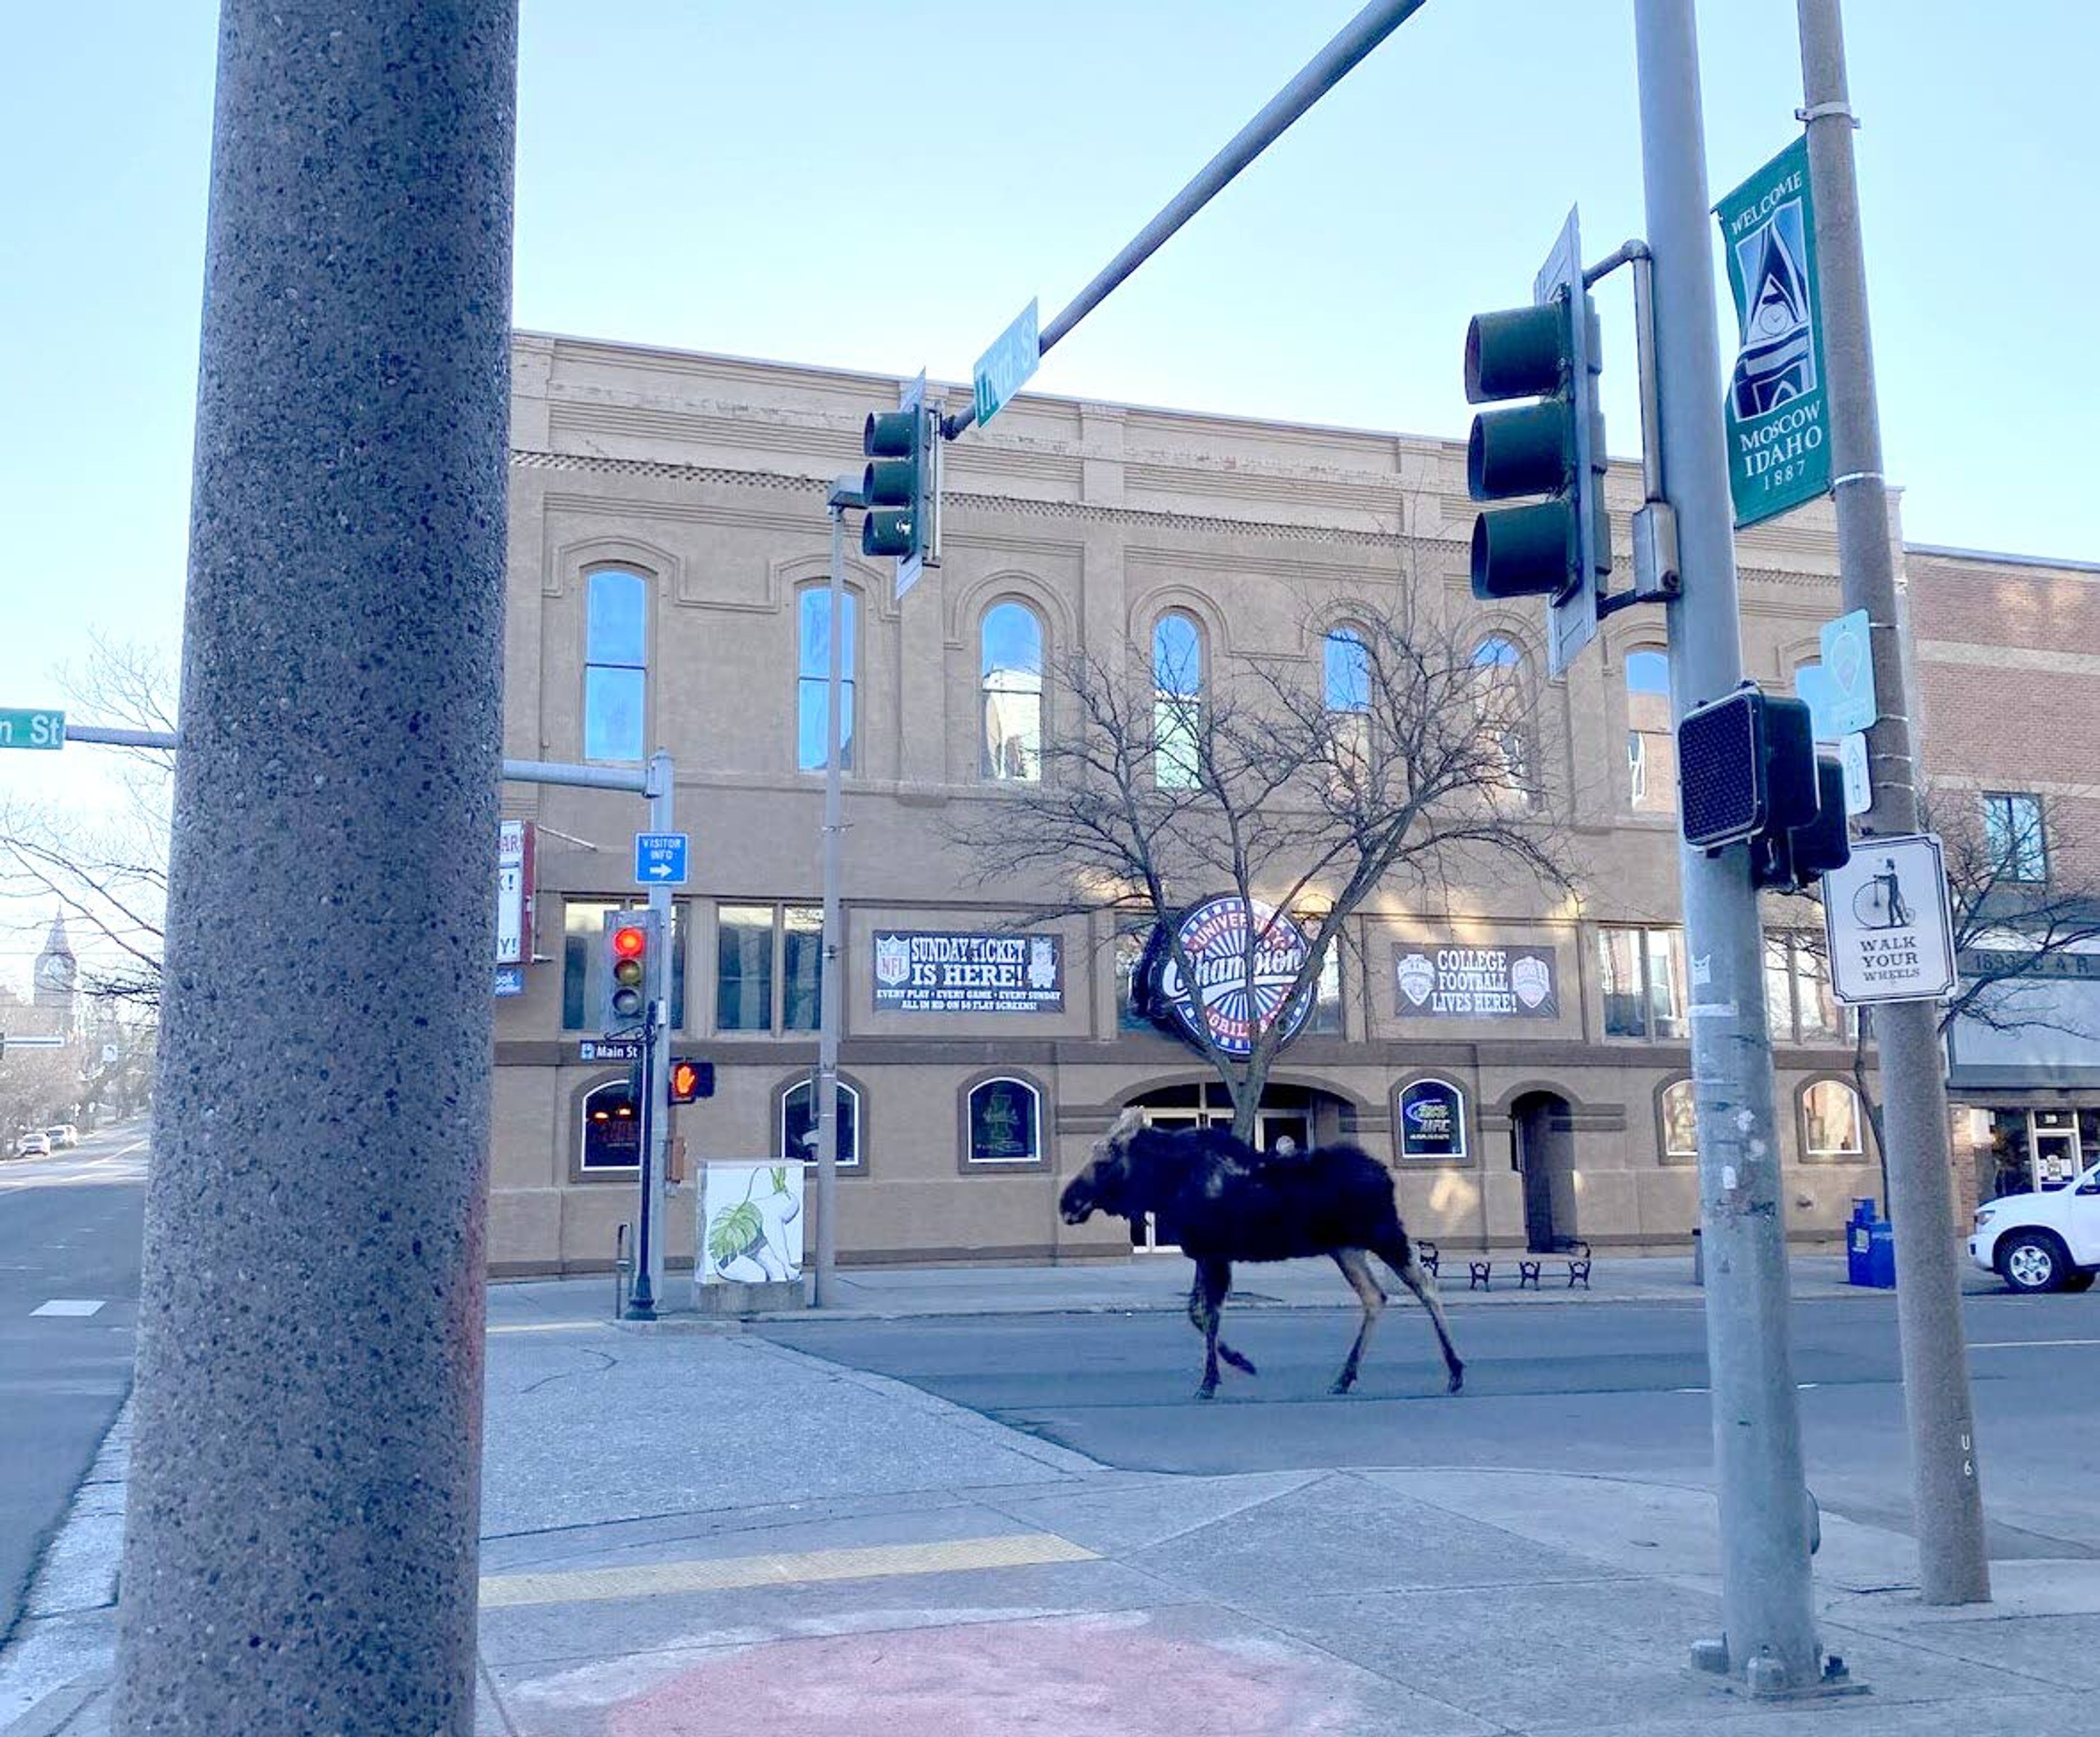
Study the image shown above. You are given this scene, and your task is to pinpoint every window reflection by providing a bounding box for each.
[982,602,1043,781]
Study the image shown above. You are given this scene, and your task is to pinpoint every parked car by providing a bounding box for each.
[1970,1166,2100,1293]
[44,1124,78,1149]
[14,1132,51,1158]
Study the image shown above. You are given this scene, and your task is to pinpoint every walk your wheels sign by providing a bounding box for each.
[1716,136,1830,528]
[1822,832,1958,1006]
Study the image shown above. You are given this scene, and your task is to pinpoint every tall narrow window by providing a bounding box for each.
[1660,1080,1699,1161]
[782,1078,861,1168]
[585,570,646,762]
[1324,625,1370,774]
[1626,649,1673,813]
[981,602,1043,781]
[1981,792,2047,884]
[1472,635,1529,798]
[797,585,857,773]
[1152,611,1203,789]
[1804,1079,1865,1160]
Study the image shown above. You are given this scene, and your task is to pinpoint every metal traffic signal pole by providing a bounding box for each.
[1634,0,1826,1693]
[1795,0,1990,1604]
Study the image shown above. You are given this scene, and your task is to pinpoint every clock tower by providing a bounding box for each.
[33,912,78,1018]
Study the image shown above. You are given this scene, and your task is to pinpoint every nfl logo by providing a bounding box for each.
[875,934,911,988]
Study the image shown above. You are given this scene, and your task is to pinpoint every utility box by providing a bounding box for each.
[1847,1199,1895,1289]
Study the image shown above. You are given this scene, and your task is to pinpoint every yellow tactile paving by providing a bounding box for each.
[479,1533,1098,1608]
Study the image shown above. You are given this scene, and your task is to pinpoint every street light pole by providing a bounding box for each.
[1795,0,1990,1605]
[1634,0,1825,1694]
[813,483,861,1307]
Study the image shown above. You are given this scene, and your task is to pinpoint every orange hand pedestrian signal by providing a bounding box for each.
[668,1058,714,1104]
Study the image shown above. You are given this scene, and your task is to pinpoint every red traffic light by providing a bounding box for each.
[611,924,647,960]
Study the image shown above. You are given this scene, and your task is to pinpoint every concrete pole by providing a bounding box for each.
[113,4,516,1732]
[1634,0,1824,1692]
[812,503,847,1305]
[1796,0,1990,1604]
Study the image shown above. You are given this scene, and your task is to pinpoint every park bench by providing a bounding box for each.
[1417,1238,1593,1292]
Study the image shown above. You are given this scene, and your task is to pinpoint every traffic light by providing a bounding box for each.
[862,407,930,563]
[1677,687,1852,891]
[668,1057,715,1104]
[1464,213,1611,678]
[600,910,654,1034]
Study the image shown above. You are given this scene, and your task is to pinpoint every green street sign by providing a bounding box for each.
[0,708,65,749]
[1716,136,1831,528]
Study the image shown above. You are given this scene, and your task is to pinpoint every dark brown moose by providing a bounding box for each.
[1060,1108,1465,1398]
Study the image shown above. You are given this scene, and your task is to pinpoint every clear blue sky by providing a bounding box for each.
[0,2,2092,970]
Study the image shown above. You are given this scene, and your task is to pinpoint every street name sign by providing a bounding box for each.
[1818,609,1876,735]
[1823,831,1958,1005]
[1717,136,1831,527]
[0,708,65,749]
[578,1038,643,1063]
[972,298,1039,429]
[634,831,689,886]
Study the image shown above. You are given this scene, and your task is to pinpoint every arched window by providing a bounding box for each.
[585,569,647,762]
[1625,648,1674,813]
[981,602,1043,781]
[781,1076,862,1169]
[796,583,858,773]
[1660,1079,1699,1162]
[1397,1077,1467,1162]
[1323,625,1371,773]
[1152,610,1204,789]
[1802,1079,1866,1161]
[578,1079,641,1173]
[967,1076,1042,1165]
[1472,635,1530,800]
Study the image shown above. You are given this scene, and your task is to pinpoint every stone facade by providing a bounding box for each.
[489,333,1889,1277]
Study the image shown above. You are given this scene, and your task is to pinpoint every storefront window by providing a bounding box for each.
[579,1079,640,1172]
[781,1077,861,1169]
[1600,926,1687,1041]
[718,904,822,1034]
[967,1077,1040,1164]
[1661,1079,1699,1161]
[1803,1079,1865,1160]
[1397,1078,1466,1161]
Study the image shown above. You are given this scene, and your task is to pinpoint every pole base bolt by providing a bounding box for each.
[1744,1654,1792,1697]
[1689,1639,1730,1675]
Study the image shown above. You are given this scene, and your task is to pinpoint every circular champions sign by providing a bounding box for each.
[1151,896,1315,1059]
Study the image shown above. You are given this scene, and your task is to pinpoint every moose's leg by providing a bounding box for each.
[1192,1256,1233,1400]
[1330,1249,1386,1394]
[1381,1234,1466,1394]
[1186,1264,1257,1377]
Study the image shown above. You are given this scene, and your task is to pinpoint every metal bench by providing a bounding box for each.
[1418,1238,1592,1291]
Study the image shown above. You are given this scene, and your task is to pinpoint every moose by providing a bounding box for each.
[1060,1108,1465,1398]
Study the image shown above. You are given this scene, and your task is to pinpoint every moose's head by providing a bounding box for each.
[1059,1106,1146,1225]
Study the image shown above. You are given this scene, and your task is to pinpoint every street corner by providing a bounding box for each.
[488,1604,1459,1737]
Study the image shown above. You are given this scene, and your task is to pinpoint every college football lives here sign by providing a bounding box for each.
[872,930,1064,1013]
[1393,943,1560,1019]
[1716,135,1831,528]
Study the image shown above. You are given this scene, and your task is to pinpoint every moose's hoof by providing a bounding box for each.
[1446,1363,1466,1395]
[1220,1348,1258,1377]
[1329,1375,1357,1396]
[1194,1383,1218,1402]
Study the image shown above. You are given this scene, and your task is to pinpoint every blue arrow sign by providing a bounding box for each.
[634,831,689,886]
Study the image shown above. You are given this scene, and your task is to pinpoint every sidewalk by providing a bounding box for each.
[2,1253,2065,1737]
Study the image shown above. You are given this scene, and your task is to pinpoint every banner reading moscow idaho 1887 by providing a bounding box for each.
[1715,136,1830,528]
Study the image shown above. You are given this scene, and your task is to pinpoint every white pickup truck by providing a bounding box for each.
[1970,1167,2100,1293]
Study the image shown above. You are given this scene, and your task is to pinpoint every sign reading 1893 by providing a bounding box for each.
[0,709,65,750]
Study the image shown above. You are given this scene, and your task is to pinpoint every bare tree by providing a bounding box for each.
[949,587,1574,1146]
[0,636,176,1009]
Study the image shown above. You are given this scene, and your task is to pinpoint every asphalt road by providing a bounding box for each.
[758,1287,2100,1561]
[0,1123,147,1642]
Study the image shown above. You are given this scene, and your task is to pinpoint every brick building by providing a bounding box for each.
[487,333,1898,1278]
